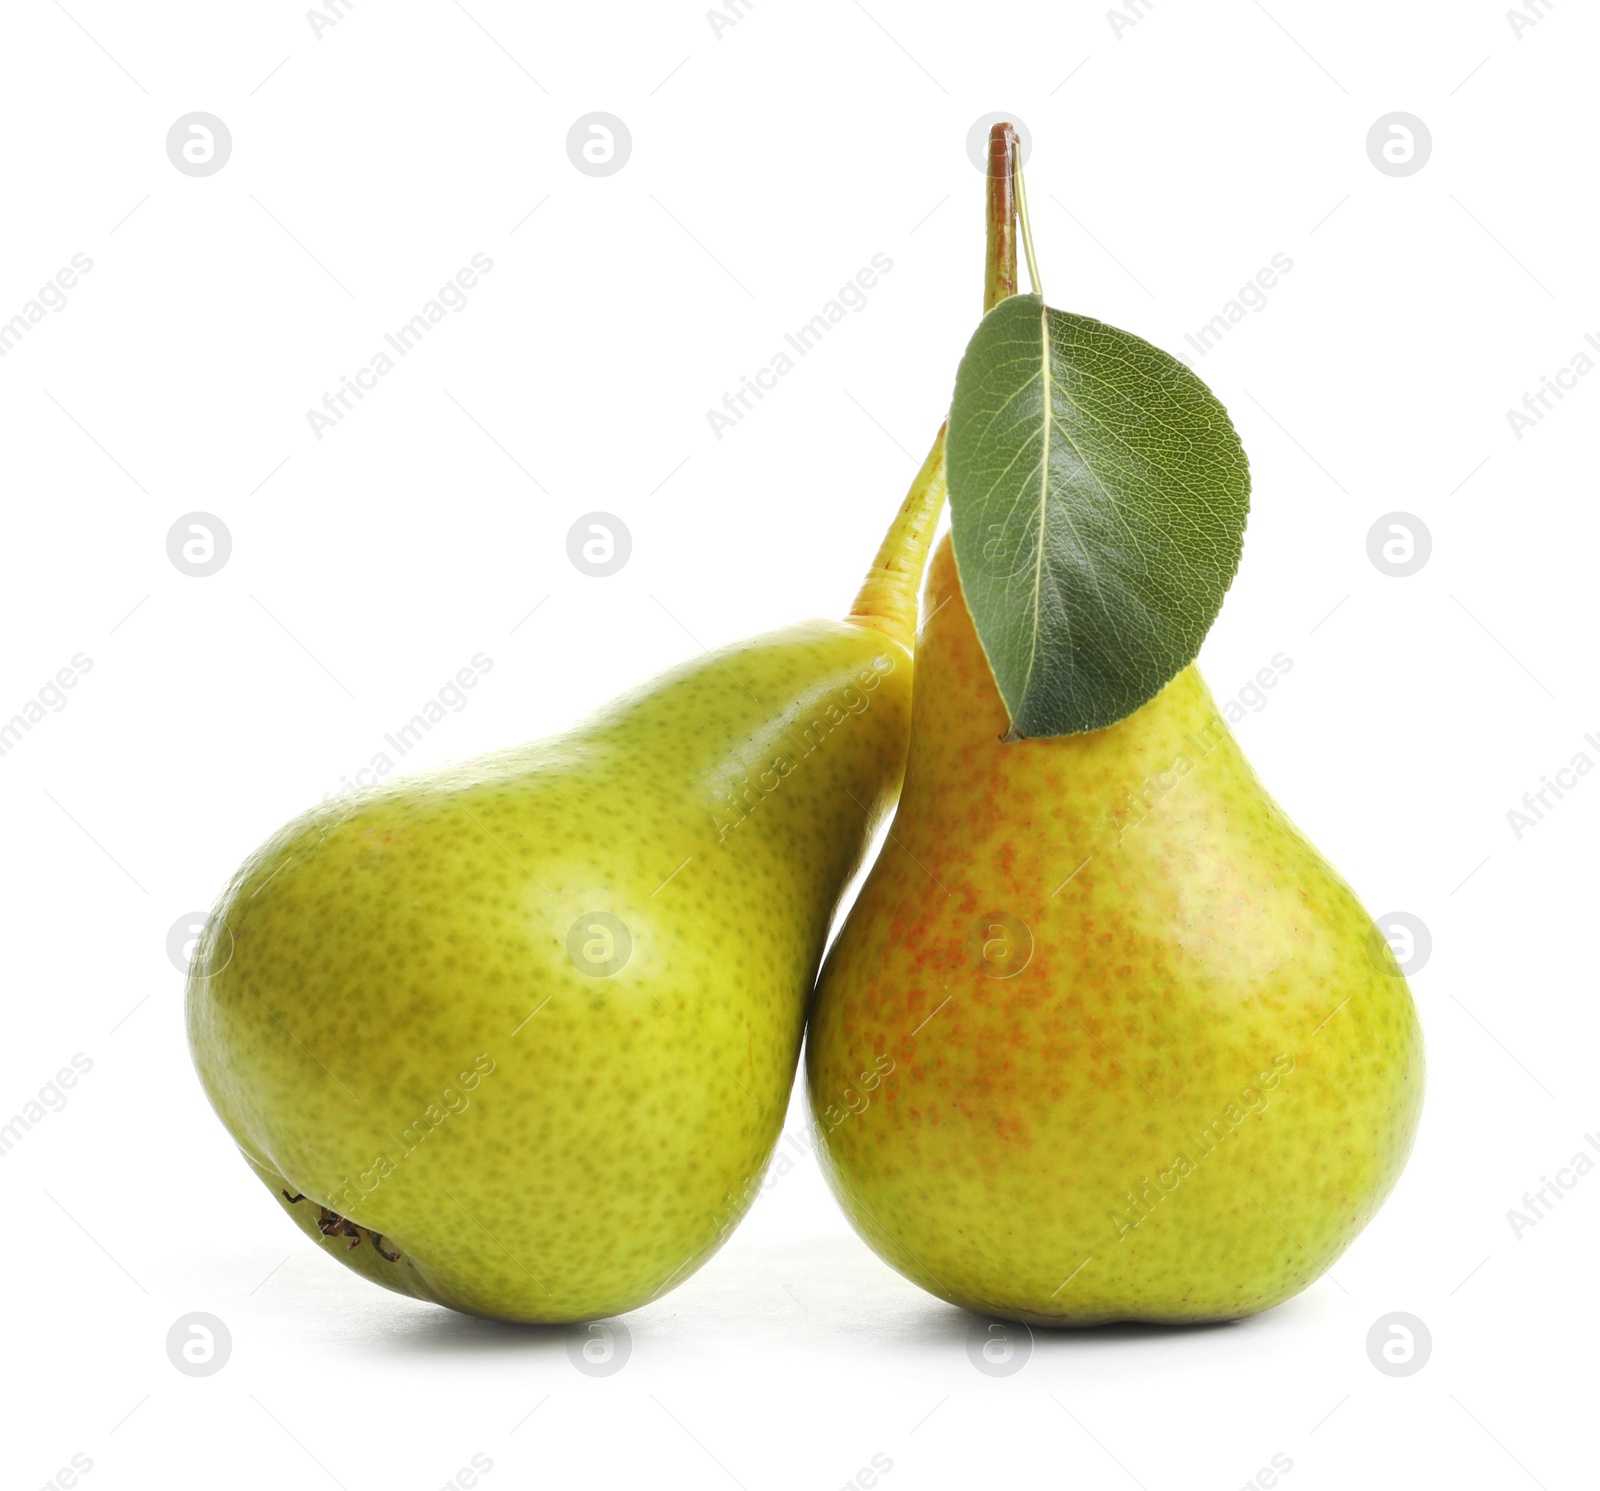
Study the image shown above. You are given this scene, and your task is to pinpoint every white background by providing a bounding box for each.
[2,1,1595,1487]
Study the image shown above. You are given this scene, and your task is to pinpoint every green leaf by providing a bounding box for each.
[946,294,1250,738]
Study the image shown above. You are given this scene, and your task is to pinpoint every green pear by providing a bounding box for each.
[806,535,1424,1325]
[187,441,945,1323]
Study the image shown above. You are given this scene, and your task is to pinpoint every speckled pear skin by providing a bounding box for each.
[806,537,1424,1325]
[188,619,911,1323]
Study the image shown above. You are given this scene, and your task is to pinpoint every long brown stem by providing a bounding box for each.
[848,125,1020,645]
[984,123,1020,313]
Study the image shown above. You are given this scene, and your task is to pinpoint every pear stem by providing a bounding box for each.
[984,123,1020,314]
[849,128,1024,649]
[846,423,948,652]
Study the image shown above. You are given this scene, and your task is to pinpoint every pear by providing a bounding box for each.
[806,535,1424,1325]
[187,439,945,1323]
